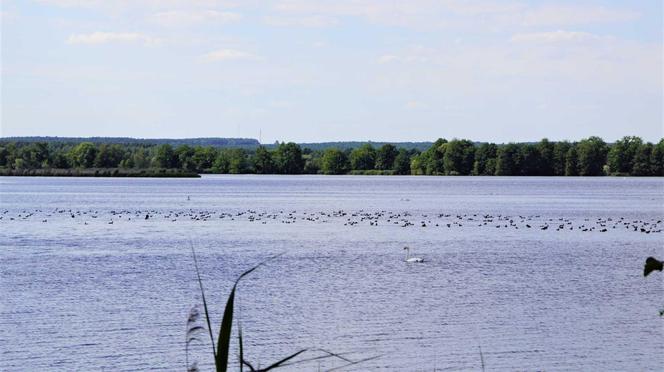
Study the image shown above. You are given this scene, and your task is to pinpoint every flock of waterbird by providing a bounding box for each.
[2,207,661,234]
[3,206,663,270]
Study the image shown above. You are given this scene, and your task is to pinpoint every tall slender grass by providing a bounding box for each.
[190,247,306,371]
[188,245,378,371]
[185,305,205,372]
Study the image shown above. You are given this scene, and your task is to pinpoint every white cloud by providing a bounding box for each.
[36,0,103,7]
[522,5,639,26]
[149,10,241,26]
[268,100,294,109]
[66,32,161,45]
[510,31,599,44]
[405,101,428,110]
[271,1,640,31]
[37,0,241,11]
[36,0,642,33]
[378,55,398,64]
[377,46,437,65]
[201,49,257,62]
[272,0,443,29]
[371,36,661,98]
[0,9,18,23]
[264,15,338,27]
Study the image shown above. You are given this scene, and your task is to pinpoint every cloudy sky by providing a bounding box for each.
[1,0,662,143]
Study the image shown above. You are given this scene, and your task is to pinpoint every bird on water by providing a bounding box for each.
[403,246,424,263]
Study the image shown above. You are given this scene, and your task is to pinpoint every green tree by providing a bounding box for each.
[213,151,230,173]
[119,158,134,169]
[537,138,555,176]
[0,146,9,167]
[69,142,98,168]
[0,143,16,168]
[472,143,497,176]
[274,142,304,174]
[17,146,37,168]
[651,139,664,176]
[375,144,398,170]
[349,144,376,170]
[519,144,541,176]
[443,139,474,175]
[94,144,125,168]
[52,152,70,168]
[192,146,218,171]
[252,146,275,174]
[13,158,26,169]
[175,145,196,171]
[422,139,447,175]
[393,149,412,175]
[552,141,571,176]
[321,148,349,174]
[303,152,321,174]
[227,148,249,174]
[131,148,151,169]
[17,143,50,168]
[565,146,579,176]
[6,143,18,169]
[34,143,50,168]
[577,136,607,176]
[495,144,520,176]
[632,143,653,176]
[607,136,642,175]
[409,153,425,175]
[153,144,177,168]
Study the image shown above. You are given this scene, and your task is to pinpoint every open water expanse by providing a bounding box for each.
[1,175,663,371]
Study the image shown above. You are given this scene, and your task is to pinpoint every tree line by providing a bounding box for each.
[1,136,663,176]
[2,136,259,147]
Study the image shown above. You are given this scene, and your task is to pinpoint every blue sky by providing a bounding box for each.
[1,0,662,143]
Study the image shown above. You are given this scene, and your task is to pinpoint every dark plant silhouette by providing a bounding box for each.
[189,245,378,371]
[644,257,663,277]
[185,305,205,372]
[643,256,663,316]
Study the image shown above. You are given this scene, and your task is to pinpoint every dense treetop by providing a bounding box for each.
[1,136,663,177]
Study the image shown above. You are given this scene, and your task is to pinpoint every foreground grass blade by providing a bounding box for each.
[191,243,217,361]
[216,280,237,371]
[277,351,355,367]
[479,345,486,372]
[326,355,383,371]
[318,349,353,363]
[217,254,283,372]
[257,349,307,371]
[188,249,376,371]
[241,359,256,372]
[238,319,244,372]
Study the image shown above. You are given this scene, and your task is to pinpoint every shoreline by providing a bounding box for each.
[0,168,200,178]
[1,170,660,178]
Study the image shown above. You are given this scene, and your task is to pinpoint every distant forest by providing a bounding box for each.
[3,136,434,151]
[1,136,663,177]
[2,136,260,148]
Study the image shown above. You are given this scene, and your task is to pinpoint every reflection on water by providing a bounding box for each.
[1,175,663,371]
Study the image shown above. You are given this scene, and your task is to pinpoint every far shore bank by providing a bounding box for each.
[0,168,200,178]
[2,168,661,178]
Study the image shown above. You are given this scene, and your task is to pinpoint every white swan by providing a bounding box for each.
[403,246,424,263]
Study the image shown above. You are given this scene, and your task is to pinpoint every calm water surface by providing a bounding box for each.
[1,175,663,371]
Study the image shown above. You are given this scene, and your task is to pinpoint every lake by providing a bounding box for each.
[1,175,663,371]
